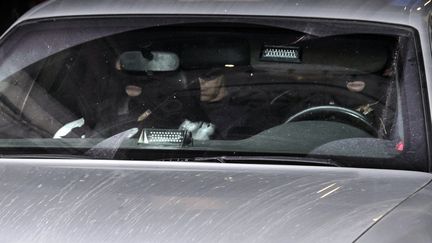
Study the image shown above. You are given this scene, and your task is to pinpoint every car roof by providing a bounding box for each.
[16,0,432,27]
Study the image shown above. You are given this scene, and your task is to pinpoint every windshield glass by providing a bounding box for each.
[0,17,427,169]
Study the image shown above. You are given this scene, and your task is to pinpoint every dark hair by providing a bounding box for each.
[200,68,224,80]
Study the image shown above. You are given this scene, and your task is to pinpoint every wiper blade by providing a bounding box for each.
[0,153,91,160]
[162,156,341,167]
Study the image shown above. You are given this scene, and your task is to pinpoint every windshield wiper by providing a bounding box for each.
[0,153,91,160]
[161,155,341,167]
[0,153,340,167]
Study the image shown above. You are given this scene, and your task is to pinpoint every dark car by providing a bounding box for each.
[0,0,431,242]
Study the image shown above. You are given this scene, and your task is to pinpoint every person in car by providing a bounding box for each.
[195,68,272,140]
[199,69,228,103]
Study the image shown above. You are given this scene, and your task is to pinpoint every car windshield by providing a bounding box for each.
[0,17,427,169]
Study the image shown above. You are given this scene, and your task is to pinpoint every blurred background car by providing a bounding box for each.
[0,0,46,34]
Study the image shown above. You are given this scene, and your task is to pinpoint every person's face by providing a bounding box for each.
[199,74,225,102]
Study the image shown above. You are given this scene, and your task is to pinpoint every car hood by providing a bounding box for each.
[0,159,430,243]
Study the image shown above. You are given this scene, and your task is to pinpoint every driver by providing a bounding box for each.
[190,68,270,140]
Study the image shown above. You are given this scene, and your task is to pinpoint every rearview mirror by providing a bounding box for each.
[119,51,179,72]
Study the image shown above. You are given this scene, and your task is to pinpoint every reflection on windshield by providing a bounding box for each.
[0,19,415,162]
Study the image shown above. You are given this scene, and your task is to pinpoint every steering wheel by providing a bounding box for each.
[285,105,377,136]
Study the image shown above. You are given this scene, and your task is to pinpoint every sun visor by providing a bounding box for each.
[181,39,250,69]
[302,37,389,73]
[253,36,390,74]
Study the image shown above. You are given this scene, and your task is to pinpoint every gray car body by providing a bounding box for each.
[0,158,430,243]
[1,0,432,242]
